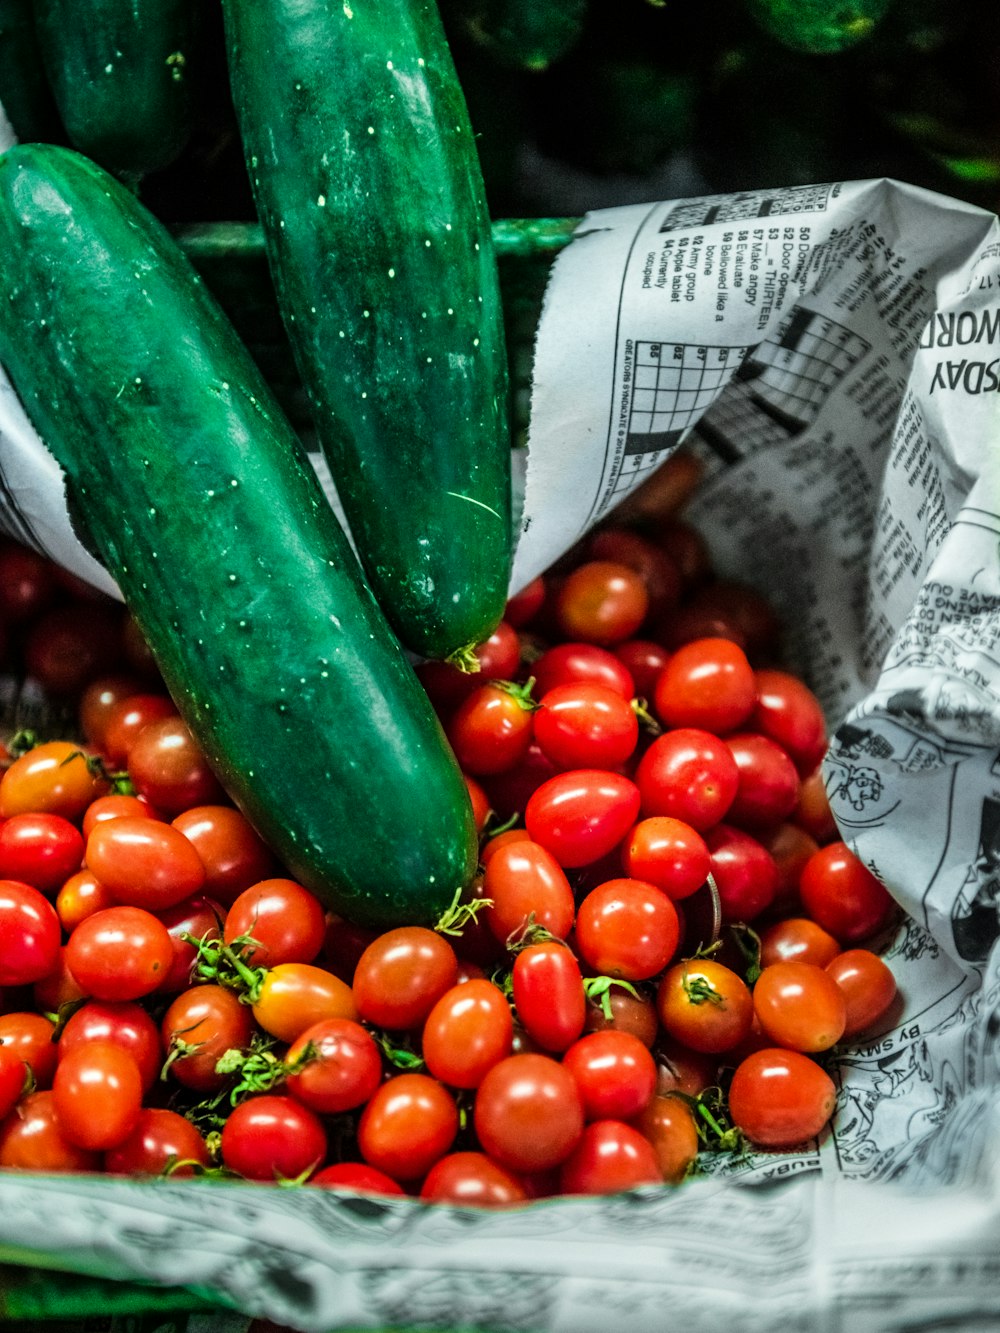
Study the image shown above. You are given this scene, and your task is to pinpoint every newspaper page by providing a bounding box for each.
[3,175,1000,1329]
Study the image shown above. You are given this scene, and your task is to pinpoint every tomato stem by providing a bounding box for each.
[630,697,662,735]
[583,975,642,1021]
[434,884,494,937]
[445,642,483,674]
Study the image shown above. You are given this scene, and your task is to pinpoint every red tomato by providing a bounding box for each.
[223,877,326,967]
[357,1073,459,1182]
[656,958,754,1054]
[321,913,379,985]
[447,681,536,776]
[759,917,841,970]
[161,984,254,1092]
[583,985,659,1049]
[126,716,225,814]
[631,1093,699,1185]
[352,927,458,1030]
[532,642,635,700]
[105,1107,211,1176]
[558,1119,662,1194]
[85,816,206,911]
[525,770,640,869]
[482,840,576,944]
[751,669,828,776]
[417,621,522,713]
[252,963,357,1043]
[464,774,491,833]
[171,806,276,905]
[654,637,757,735]
[481,743,559,822]
[420,1151,529,1207]
[0,1090,100,1172]
[663,602,746,652]
[621,816,710,901]
[58,1000,162,1092]
[792,766,839,843]
[0,879,61,985]
[65,905,173,1000]
[654,518,713,590]
[562,1030,657,1121]
[759,821,820,914]
[480,827,534,867]
[533,682,639,771]
[753,960,847,1053]
[220,1094,327,1182]
[724,732,800,829]
[705,824,779,922]
[575,878,680,981]
[82,794,161,840]
[24,601,125,696]
[587,527,682,620]
[79,674,148,752]
[683,581,781,659]
[555,561,649,646]
[422,979,513,1089]
[613,639,671,698]
[473,1053,584,1173]
[0,813,84,893]
[653,1037,720,1099]
[0,1012,59,1089]
[728,1048,837,1148]
[635,728,739,831]
[511,941,586,1053]
[285,1018,382,1114]
[799,842,896,944]
[826,949,898,1039]
[308,1162,405,1196]
[504,576,546,629]
[0,1043,26,1121]
[32,946,88,1014]
[0,541,58,622]
[155,893,225,993]
[102,694,178,767]
[52,1040,143,1151]
[0,741,107,820]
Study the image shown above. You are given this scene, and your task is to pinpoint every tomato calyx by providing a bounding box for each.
[687,1086,749,1155]
[728,921,763,985]
[214,1036,315,1107]
[434,885,494,938]
[504,915,561,953]
[492,676,539,712]
[48,995,89,1041]
[630,697,662,736]
[183,931,269,1002]
[582,975,643,1021]
[370,1029,426,1072]
[444,641,484,675]
[681,971,725,1007]
[8,729,41,759]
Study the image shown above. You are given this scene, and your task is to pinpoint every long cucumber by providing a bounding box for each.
[0,143,478,928]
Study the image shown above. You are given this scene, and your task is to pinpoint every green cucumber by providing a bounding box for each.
[445,0,589,72]
[0,143,478,928]
[0,0,62,142]
[33,0,198,180]
[222,0,512,664]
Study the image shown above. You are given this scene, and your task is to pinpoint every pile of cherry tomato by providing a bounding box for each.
[0,456,902,1205]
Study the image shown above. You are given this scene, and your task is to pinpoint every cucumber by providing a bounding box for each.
[0,143,478,929]
[0,0,62,142]
[33,0,198,180]
[222,0,512,664]
[445,0,589,72]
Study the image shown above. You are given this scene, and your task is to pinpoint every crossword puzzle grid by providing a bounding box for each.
[624,342,745,458]
[745,310,870,425]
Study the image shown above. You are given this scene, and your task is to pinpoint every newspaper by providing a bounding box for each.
[3,176,1000,1329]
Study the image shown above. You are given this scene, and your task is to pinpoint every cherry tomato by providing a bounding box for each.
[504,576,546,629]
[558,1119,662,1194]
[0,541,58,622]
[126,715,225,814]
[480,827,534,867]
[724,732,800,830]
[635,728,739,831]
[562,1029,657,1121]
[826,949,898,1039]
[613,639,671,698]
[753,960,847,1053]
[220,1094,327,1182]
[621,816,710,901]
[0,879,61,985]
[511,941,586,1053]
[105,1107,211,1176]
[759,821,820,914]
[525,770,640,869]
[587,527,682,621]
[101,694,178,767]
[58,1000,162,1092]
[0,1043,27,1121]
[533,682,639,771]
[308,1162,405,1195]
[464,774,491,833]
[631,1094,699,1185]
[82,794,161,840]
[352,927,458,1030]
[0,1090,99,1172]
[0,1012,58,1089]
[759,917,841,970]
[482,840,576,944]
[161,984,254,1092]
[417,621,521,713]
[656,958,754,1054]
[357,1073,459,1182]
[473,1053,584,1173]
[555,561,649,646]
[24,601,125,695]
[422,979,513,1089]
[284,1018,382,1114]
[663,602,746,652]
[155,893,225,993]
[32,946,88,1013]
[653,1036,720,1098]
[705,824,779,922]
[85,816,206,911]
[728,1048,837,1148]
[799,842,896,944]
[171,805,277,905]
[684,581,781,660]
[65,905,174,1000]
[654,637,757,735]
[583,984,659,1048]
[52,1040,143,1151]
[751,669,828,776]
[0,741,107,820]
[652,518,712,590]
[420,1151,529,1207]
[0,813,84,893]
[79,674,148,751]
[792,766,839,843]
[223,877,326,967]
[481,743,559,822]
[447,681,535,775]
[532,642,634,700]
[252,963,358,1043]
[575,878,680,981]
